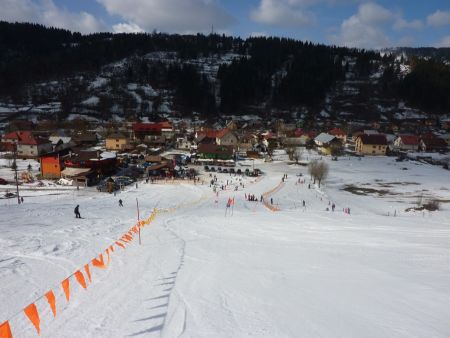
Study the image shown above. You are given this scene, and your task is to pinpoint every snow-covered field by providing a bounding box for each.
[1,156,450,337]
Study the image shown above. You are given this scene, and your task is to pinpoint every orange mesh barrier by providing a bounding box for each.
[115,241,125,249]
[45,291,56,317]
[0,321,13,338]
[75,270,87,290]
[62,278,70,302]
[92,254,106,269]
[24,303,40,334]
[84,264,92,283]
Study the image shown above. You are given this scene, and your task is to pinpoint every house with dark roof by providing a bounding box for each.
[393,135,420,152]
[419,134,448,152]
[355,134,388,155]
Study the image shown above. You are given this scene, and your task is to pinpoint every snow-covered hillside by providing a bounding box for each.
[1,156,450,337]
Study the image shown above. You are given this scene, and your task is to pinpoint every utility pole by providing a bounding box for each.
[13,147,20,204]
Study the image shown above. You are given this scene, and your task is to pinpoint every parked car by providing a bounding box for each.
[217,167,222,172]
[210,167,216,172]
[229,168,235,174]
[222,168,228,173]
[0,178,8,185]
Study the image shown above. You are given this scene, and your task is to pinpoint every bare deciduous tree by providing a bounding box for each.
[308,160,329,187]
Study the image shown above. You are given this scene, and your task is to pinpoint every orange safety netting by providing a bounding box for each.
[45,291,56,318]
[75,270,87,290]
[0,321,12,338]
[92,254,106,269]
[24,303,40,334]
[115,241,125,249]
[84,264,92,283]
[61,278,70,302]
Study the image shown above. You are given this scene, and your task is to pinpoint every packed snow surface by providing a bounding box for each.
[1,156,450,337]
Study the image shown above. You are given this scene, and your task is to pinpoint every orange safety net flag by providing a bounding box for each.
[62,278,70,302]
[75,270,87,290]
[123,234,133,241]
[92,254,106,269]
[105,248,111,267]
[24,303,40,334]
[109,244,115,253]
[115,241,125,249]
[84,264,92,283]
[0,321,13,338]
[45,291,57,317]
[120,235,130,243]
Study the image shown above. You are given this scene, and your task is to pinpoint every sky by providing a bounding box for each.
[1,0,450,49]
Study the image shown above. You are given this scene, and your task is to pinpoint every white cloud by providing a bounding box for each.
[97,0,235,34]
[330,2,392,49]
[113,22,144,33]
[427,10,450,27]
[0,0,107,34]
[436,36,450,47]
[394,18,423,30]
[250,0,315,27]
[330,2,423,49]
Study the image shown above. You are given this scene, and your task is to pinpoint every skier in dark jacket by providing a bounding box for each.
[74,205,81,218]
[119,199,123,207]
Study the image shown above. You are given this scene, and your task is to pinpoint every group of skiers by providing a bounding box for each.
[245,193,262,202]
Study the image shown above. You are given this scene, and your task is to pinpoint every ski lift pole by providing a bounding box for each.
[136,198,141,245]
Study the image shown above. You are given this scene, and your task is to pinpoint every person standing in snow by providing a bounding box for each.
[119,199,123,207]
[332,203,335,212]
[74,205,81,218]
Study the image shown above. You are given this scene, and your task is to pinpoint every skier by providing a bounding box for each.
[332,203,335,212]
[20,197,24,203]
[302,200,306,207]
[119,199,123,207]
[271,198,273,205]
[74,205,81,218]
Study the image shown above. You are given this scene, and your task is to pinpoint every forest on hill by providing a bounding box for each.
[1,21,449,119]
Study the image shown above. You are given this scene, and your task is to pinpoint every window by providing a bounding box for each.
[116,144,120,148]
[373,145,376,148]
[372,150,375,154]
[116,139,119,142]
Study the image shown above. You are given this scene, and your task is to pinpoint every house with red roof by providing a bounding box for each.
[1,131,52,157]
[393,135,419,152]
[329,128,347,143]
[132,122,173,141]
[419,134,448,152]
[195,128,238,147]
[355,134,388,155]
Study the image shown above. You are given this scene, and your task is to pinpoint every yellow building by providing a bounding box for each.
[355,134,388,155]
[106,133,130,151]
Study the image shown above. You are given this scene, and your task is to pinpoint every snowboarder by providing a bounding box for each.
[74,205,81,218]
[119,199,123,207]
